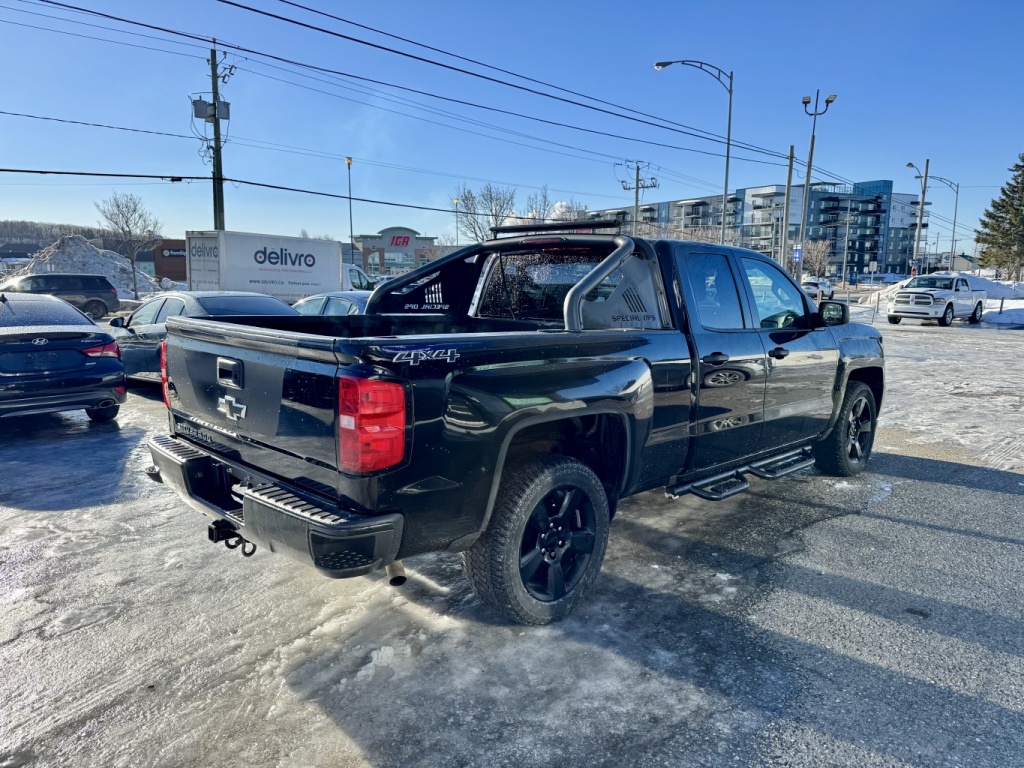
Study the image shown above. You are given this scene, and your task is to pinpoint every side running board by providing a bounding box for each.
[667,448,814,502]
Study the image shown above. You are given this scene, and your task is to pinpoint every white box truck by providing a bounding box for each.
[185,231,373,303]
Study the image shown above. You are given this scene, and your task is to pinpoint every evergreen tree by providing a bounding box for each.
[976,153,1024,279]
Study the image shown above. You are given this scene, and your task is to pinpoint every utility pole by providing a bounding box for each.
[209,42,226,231]
[620,161,658,237]
[780,145,795,269]
[841,203,852,285]
[345,157,355,265]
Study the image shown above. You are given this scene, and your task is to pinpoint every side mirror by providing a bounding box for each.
[109,316,126,328]
[818,300,849,327]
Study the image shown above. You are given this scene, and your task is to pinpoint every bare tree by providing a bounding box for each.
[519,185,553,225]
[550,198,589,222]
[420,233,458,263]
[95,192,161,299]
[801,239,832,278]
[455,183,517,243]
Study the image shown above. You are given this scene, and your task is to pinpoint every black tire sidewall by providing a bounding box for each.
[490,457,610,624]
[87,404,119,422]
[85,301,106,320]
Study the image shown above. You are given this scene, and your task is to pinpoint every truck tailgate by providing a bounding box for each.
[165,316,344,498]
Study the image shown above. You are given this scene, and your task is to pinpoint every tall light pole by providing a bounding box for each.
[797,90,837,282]
[907,160,929,273]
[345,157,355,266]
[655,59,733,245]
[928,175,960,266]
[453,197,460,247]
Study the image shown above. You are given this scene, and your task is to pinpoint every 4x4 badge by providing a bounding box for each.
[217,395,247,421]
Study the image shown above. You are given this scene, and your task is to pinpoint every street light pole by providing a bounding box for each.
[453,197,459,247]
[907,160,929,273]
[929,175,960,266]
[655,59,733,245]
[797,90,837,282]
[345,157,355,267]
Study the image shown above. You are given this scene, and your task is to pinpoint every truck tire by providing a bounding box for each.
[969,302,983,324]
[937,304,954,327]
[462,455,610,625]
[84,301,107,320]
[887,316,901,325]
[812,382,876,477]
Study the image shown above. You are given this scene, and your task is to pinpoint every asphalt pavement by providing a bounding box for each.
[1,319,1022,768]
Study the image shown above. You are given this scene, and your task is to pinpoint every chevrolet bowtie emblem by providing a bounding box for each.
[217,395,247,421]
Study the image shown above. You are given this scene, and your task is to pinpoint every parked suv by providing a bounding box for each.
[0,273,120,319]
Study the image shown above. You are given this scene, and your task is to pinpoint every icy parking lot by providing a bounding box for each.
[2,314,1023,768]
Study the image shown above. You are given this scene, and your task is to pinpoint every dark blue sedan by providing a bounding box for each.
[0,292,126,422]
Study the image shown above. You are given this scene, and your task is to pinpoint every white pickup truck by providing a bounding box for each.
[887,275,986,326]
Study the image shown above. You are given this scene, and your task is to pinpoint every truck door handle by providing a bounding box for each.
[768,347,790,359]
[701,352,730,366]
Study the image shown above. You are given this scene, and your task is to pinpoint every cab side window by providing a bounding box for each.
[155,298,186,323]
[349,269,373,291]
[741,259,808,329]
[682,252,746,330]
[129,299,163,326]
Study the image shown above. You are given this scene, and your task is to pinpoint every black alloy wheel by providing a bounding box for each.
[519,485,597,602]
[463,455,610,624]
[812,382,877,477]
[844,394,873,466]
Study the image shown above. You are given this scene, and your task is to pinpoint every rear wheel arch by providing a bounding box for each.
[846,366,884,414]
[480,411,631,533]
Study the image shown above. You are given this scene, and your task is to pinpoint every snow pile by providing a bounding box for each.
[857,272,1024,305]
[982,299,1024,325]
[14,235,161,297]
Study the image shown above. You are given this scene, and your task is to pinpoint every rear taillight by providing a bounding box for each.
[82,341,120,359]
[338,375,406,473]
[160,340,170,409]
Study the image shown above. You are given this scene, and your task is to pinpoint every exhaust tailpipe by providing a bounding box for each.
[97,399,116,408]
[385,561,407,586]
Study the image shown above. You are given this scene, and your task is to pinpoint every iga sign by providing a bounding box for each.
[390,235,410,247]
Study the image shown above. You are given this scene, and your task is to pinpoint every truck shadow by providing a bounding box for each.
[277,452,1024,767]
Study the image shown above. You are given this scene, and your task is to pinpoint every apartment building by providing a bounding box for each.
[588,179,925,277]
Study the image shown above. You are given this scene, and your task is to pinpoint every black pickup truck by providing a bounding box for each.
[148,225,884,624]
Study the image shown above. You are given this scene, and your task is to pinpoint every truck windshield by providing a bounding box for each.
[905,277,953,290]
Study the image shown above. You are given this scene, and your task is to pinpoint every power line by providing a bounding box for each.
[271,0,783,155]
[0,167,566,221]
[216,0,791,158]
[0,110,196,140]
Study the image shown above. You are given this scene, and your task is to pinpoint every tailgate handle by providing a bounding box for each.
[216,357,244,389]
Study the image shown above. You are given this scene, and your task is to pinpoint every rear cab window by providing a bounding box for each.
[474,246,672,330]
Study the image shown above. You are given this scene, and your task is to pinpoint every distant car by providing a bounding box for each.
[110,291,299,377]
[292,290,372,316]
[801,278,834,300]
[0,273,120,320]
[0,292,126,422]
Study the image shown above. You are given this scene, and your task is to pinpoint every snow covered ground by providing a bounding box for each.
[1,318,1022,767]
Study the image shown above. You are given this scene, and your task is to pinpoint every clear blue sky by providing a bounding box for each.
[1,0,1019,254]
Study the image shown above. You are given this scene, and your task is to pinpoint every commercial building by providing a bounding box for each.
[352,227,441,275]
[587,180,926,278]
